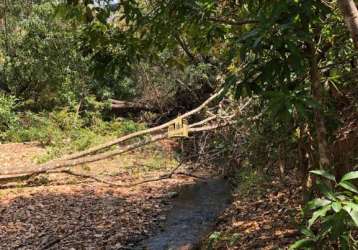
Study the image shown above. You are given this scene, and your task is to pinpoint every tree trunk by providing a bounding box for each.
[278,144,285,177]
[308,44,331,171]
[110,99,158,114]
[337,0,358,48]
[303,43,332,201]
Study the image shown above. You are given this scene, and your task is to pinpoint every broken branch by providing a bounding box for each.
[62,88,224,161]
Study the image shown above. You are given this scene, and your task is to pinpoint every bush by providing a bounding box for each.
[1,107,146,161]
[1,111,62,144]
[0,94,18,133]
[290,170,358,249]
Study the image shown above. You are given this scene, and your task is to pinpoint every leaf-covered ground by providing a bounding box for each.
[203,173,303,249]
[0,143,304,249]
[0,143,193,249]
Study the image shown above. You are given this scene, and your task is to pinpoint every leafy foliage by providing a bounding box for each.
[0,0,140,110]
[1,107,145,162]
[0,94,18,133]
[291,170,358,249]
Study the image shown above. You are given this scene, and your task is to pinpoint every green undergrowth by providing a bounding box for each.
[0,105,146,163]
[0,94,178,180]
[232,166,270,197]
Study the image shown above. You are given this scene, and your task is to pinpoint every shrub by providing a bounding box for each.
[290,170,358,249]
[1,104,146,161]
[0,94,18,133]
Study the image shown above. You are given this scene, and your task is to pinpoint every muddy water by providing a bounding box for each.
[138,178,232,250]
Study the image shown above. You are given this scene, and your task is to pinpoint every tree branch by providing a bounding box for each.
[174,34,197,62]
[55,88,225,161]
[0,124,228,184]
[208,17,259,26]
[0,88,255,186]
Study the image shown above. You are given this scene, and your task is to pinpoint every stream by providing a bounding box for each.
[136,178,232,250]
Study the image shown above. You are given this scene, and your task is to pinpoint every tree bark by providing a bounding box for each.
[308,44,331,170]
[309,46,331,169]
[301,43,332,201]
[110,99,158,115]
[0,123,233,184]
[337,0,358,48]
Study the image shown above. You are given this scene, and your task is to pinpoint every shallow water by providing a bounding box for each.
[137,178,232,250]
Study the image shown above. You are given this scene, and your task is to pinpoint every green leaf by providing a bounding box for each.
[316,180,336,201]
[338,181,358,194]
[301,228,315,238]
[341,171,358,182]
[289,238,315,249]
[337,194,349,201]
[345,201,358,212]
[320,214,341,239]
[307,198,331,210]
[331,202,342,212]
[310,170,336,182]
[339,234,350,250]
[308,205,331,228]
[343,205,358,227]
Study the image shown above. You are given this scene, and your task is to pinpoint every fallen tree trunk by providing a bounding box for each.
[110,99,158,112]
[0,88,244,185]
[59,88,224,161]
[0,133,166,183]
[0,89,223,182]
[0,123,230,183]
[0,88,224,178]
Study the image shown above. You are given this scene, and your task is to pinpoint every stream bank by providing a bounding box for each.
[199,172,303,249]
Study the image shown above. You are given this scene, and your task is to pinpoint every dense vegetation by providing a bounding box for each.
[0,0,357,248]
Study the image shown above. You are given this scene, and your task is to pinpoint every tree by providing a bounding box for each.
[56,1,357,177]
[338,0,358,48]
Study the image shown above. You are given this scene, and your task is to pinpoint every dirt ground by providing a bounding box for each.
[202,173,303,250]
[0,142,46,174]
[0,143,194,250]
[0,143,304,250]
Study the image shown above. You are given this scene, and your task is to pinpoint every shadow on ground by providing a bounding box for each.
[0,184,172,250]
